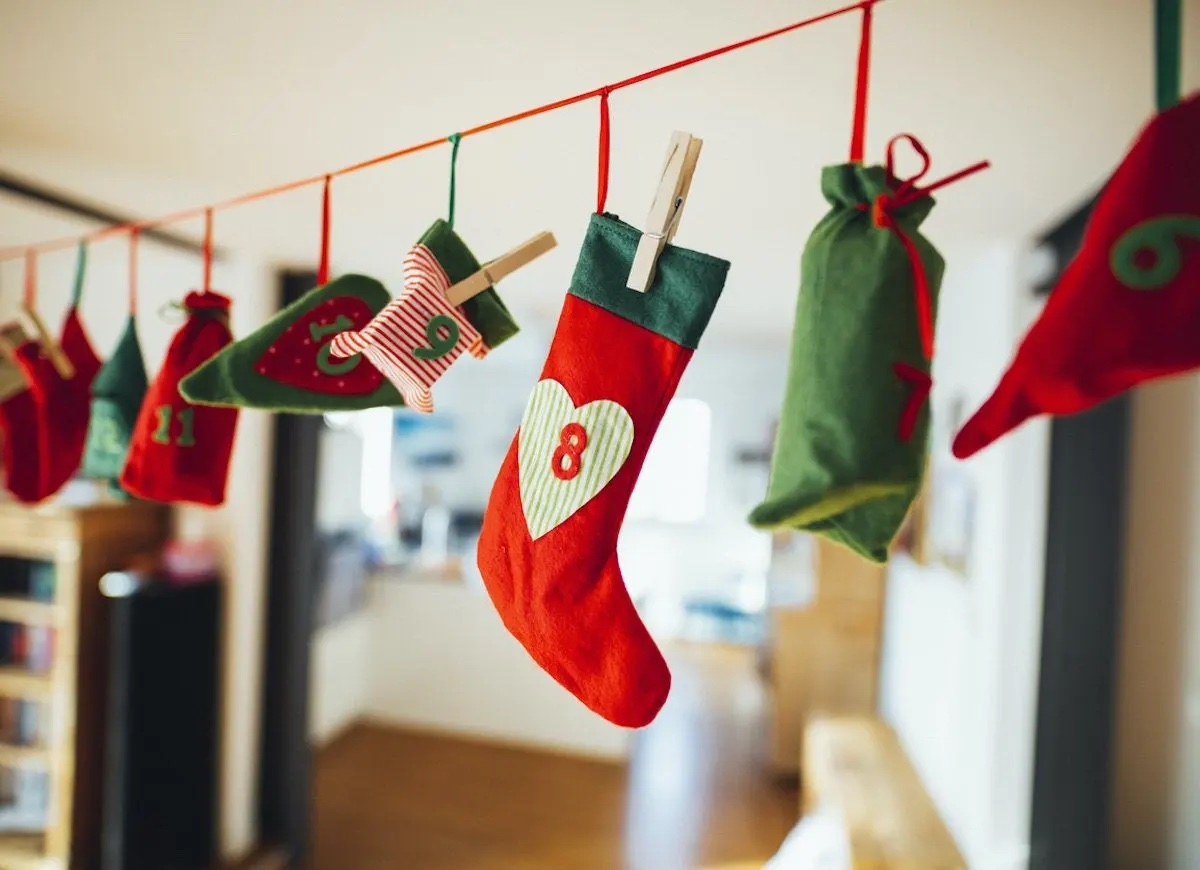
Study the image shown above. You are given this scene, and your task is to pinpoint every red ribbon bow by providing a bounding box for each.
[857,134,990,440]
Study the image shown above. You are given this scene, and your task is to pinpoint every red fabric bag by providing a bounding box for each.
[120,291,239,505]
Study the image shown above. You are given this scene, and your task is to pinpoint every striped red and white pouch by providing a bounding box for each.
[328,244,487,413]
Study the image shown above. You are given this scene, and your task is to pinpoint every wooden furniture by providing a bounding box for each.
[803,715,965,870]
[767,538,887,774]
[0,501,168,870]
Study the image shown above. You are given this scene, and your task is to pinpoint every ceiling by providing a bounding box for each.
[0,0,1195,337]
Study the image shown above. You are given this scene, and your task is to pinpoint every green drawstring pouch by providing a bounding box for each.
[748,154,947,563]
[83,315,149,488]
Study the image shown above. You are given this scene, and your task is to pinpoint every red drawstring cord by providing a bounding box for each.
[857,133,991,440]
[202,208,214,293]
[129,228,140,314]
[849,2,873,162]
[596,88,612,214]
[317,175,332,286]
[23,249,36,309]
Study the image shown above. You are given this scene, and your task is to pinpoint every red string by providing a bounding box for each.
[596,89,611,214]
[317,176,332,286]
[23,249,36,308]
[128,227,140,314]
[0,0,878,262]
[849,2,874,162]
[854,134,991,441]
[202,208,214,293]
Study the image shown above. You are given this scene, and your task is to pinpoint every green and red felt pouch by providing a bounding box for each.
[120,291,239,506]
[748,136,986,563]
[180,219,520,413]
[954,92,1200,458]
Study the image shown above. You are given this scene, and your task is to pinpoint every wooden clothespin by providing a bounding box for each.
[20,305,74,379]
[0,322,33,402]
[627,131,703,293]
[446,231,557,307]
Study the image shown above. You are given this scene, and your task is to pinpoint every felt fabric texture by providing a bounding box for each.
[0,342,43,502]
[328,244,487,413]
[84,316,149,485]
[748,162,945,564]
[954,92,1200,458]
[477,213,728,727]
[34,307,102,498]
[181,221,519,413]
[121,291,239,506]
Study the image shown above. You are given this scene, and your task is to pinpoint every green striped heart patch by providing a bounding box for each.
[517,379,635,540]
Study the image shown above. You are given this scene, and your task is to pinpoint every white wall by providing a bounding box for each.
[308,611,372,745]
[0,198,276,863]
[1110,373,1200,870]
[878,240,1051,870]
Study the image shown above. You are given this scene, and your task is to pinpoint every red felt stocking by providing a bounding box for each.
[476,214,728,727]
[954,93,1200,458]
[36,308,102,497]
[120,291,239,506]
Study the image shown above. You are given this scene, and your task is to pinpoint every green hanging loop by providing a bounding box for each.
[447,132,463,227]
[1156,0,1182,111]
[71,240,87,307]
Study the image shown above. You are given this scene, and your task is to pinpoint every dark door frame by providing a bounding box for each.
[258,270,322,867]
[1027,197,1130,870]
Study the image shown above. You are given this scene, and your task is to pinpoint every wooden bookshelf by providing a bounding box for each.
[0,500,168,870]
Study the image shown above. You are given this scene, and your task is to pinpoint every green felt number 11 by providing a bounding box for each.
[152,405,197,447]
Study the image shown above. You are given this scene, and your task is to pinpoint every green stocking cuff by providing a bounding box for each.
[568,213,729,349]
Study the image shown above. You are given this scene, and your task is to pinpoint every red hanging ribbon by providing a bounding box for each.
[23,249,36,308]
[848,2,874,162]
[202,208,214,293]
[596,88,612,214]
[128,228,140,314]
[856,134,991,440]
[317,175,332,286]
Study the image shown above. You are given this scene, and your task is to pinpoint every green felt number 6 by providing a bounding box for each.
[1110,214,1200,291]
[412,315,460,360]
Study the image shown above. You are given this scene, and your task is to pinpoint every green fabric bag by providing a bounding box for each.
[748,162,945,563]
[180,219,520,413]
[83,315,149,486]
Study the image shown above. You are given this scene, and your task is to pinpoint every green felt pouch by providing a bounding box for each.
[748,162,945,563]
[180,220,521,413]
[83,315,149,483]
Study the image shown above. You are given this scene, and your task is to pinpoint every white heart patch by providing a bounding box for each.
[517,379,634,540]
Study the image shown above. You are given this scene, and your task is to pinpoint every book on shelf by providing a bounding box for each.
[0,558,56,603]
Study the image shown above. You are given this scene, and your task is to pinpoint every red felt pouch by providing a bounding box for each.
[0,342,43,503]
[120,291,239,506]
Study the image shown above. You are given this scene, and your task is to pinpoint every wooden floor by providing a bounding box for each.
[312,643,798,870]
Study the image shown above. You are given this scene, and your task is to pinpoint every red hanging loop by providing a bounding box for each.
[317,175,332,286]
[596,88,612,214]
[848,2,874,163]
[128,227,140,314]
[202,208,214,293]
[23,249,36,308]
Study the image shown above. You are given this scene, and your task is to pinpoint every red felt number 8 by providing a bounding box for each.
[551,423,588,481]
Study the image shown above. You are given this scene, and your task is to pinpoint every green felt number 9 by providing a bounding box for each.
[412,315,460,360]
[1110,214,1200,291]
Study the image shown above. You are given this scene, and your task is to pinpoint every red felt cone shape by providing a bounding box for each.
[120,291,239,505]
[955,93,1200,459]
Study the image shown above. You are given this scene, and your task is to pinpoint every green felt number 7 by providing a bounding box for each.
[412,315,460,361]
[152,405,197,447]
